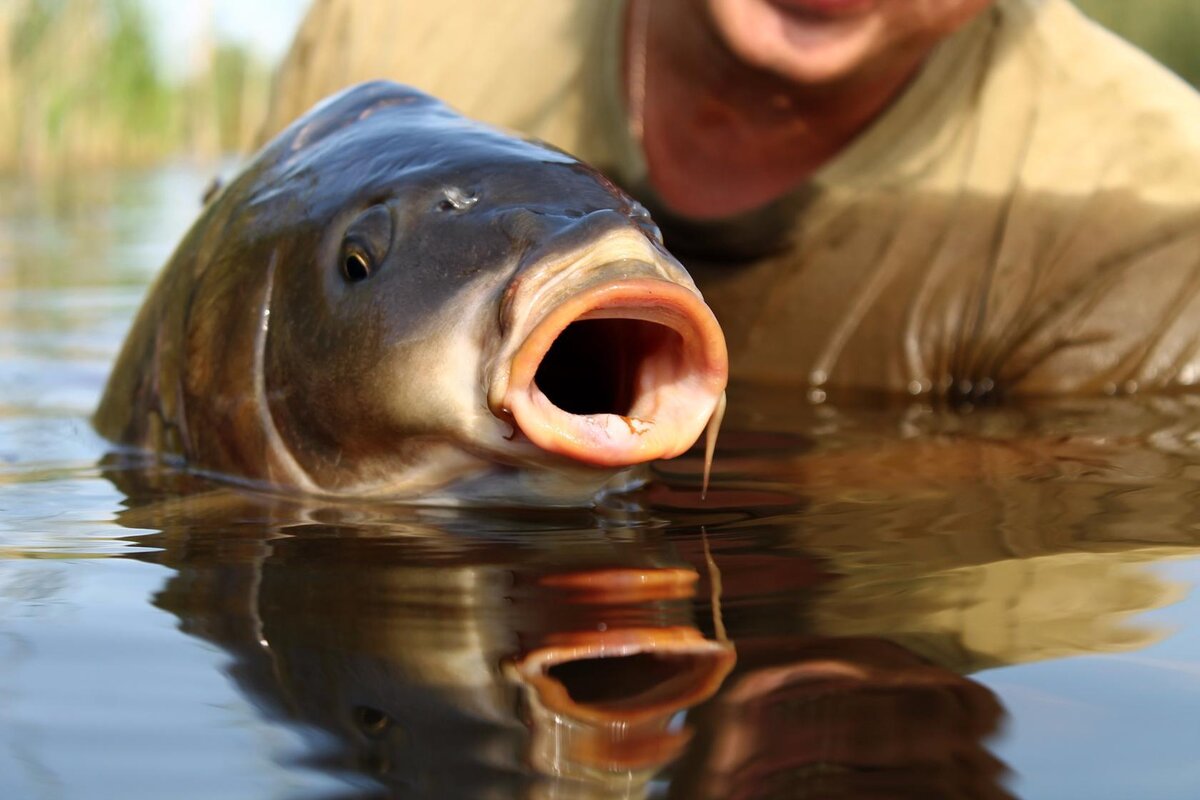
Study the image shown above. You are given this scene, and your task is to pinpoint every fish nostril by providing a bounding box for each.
[437,186,478,212]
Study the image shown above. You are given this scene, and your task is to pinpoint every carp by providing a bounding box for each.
[94,82,727,504]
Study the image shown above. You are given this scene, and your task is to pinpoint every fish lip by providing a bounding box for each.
[496,277,728,468]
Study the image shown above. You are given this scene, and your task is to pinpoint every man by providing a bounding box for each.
[260,0,1200,398]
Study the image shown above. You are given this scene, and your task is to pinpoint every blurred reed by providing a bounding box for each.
[0,0,271,176]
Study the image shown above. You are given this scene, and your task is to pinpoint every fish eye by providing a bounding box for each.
[341,247,372,282]
[354,705,392,737]
[337,204,393,284]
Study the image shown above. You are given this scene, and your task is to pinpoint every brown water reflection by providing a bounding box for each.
[672,638,1007,799]
[113,483,731,795]
[102,450,1014,798]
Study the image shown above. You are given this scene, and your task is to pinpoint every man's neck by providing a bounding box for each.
[629,0,924,219]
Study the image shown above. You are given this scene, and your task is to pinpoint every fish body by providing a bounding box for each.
[94,82,727,504]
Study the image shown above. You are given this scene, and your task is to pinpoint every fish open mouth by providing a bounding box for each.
[501,278,728,467]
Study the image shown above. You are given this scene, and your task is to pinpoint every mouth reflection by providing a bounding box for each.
[505,564,735,776]
[548,651,710,708]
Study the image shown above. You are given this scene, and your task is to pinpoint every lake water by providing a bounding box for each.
[3,166,1200,799]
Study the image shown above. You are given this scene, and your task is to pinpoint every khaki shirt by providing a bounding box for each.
[261,0,1200,397]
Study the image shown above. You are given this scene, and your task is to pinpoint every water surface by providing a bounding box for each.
[3,167,1200,799]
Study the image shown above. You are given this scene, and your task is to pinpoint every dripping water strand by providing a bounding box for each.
[701,391,726,500]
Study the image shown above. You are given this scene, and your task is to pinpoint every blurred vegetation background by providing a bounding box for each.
[1076,0,1200,88]
[0,0,1196,177]
[0,0,276,175]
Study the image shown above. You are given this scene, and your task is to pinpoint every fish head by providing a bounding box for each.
[221,82,728,501]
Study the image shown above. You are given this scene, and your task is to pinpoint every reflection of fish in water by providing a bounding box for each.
[119,485,1008,799]
[93,81,727,505]
[123,492,734,796]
